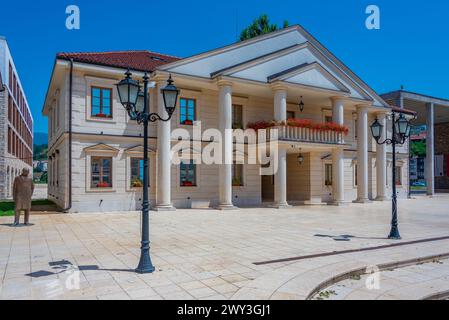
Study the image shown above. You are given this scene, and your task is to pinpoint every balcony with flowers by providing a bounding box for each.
[247,118,349,145]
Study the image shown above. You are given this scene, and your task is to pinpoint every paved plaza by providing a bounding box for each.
[1,195,449,300]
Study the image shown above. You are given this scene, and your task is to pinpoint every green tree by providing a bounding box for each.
[240,15,289,41]
[411,140,426,157]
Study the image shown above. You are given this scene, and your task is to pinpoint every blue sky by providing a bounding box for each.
[1,0,448,134]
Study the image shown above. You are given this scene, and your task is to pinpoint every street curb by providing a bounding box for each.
[306,252,449,300]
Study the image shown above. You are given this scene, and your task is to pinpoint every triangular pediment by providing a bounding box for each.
[268,62,350,93]
[84,143,120,155]
[157,25,389,107]
[125,145,156,154]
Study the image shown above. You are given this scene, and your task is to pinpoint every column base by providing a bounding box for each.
[353,198,372,204]
[329,200,348,206]
[302,200,326,206]
[152,205,176,212]
[374,196,388,202]
[270,203,292,209]
[216,204,238,211]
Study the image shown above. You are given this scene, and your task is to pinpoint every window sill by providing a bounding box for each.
[180,185,198,189]
[126,187,151,192]
[86,117,116,124]
[86,188,116,193]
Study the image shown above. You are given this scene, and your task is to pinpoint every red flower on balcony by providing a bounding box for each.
[246,120,277,131]
[181,181,195,187]
[247,118,349,135]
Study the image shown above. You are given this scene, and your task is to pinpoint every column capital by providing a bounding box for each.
[330,96,347,104]
[217,79,233,88]
[270,82,288,92]
[356,104,371,112]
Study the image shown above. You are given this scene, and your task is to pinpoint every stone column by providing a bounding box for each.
[354,105,370,203]
[375,113,388,201]
[218,81,236,210]
[331,97,345,205]
[155,81,175,211]
[426,103,435,196]
[273,86,290,208]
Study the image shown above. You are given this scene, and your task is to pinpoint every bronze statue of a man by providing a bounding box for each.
[13,168,35,226]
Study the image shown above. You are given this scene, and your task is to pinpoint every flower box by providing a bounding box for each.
[181,181,195,187]
[94,113,112,118]
[97,182,111,188]
[181,119,194,125]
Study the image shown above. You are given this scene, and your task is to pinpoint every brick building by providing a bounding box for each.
[0,36,34,199]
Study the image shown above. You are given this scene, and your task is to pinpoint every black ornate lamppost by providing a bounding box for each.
[370,111,411,240]
[116,70,179,273]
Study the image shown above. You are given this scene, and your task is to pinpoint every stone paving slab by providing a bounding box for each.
[1,195,449,300]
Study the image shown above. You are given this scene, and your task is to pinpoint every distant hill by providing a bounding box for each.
[33,144,48,161]
[34,132,48,145]
[33,132,48,161]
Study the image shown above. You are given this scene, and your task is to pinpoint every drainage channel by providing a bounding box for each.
[253,235,449,266]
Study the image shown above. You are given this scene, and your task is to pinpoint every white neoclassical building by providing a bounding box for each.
[43,25,410,212]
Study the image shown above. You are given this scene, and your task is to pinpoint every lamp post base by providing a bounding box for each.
[135,253,155,274]
[388,228,402,240]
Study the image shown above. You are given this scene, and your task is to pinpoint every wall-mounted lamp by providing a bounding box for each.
[297,153,304,165]
[299,96,305,113]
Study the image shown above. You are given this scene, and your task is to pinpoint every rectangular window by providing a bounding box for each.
[180,160,197,187]
[91,157,112,188]
[9,63,12,88]
[325,115,333,123]
[179,98,196,125]
[354,119,358,139]
[395,166,402,186]
[232,105,243,129]
[130,158,145,188]
[91,87,112,118]
[8,127,12,154]
[325,163,333,186]
[287,111,296,120]
[232,163,244,187]
[354,165,358,186]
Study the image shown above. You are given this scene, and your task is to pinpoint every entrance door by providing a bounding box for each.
[261,175,274,202]
[323,162,333,203]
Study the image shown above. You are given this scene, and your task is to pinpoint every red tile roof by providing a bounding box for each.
[57,50,181,72]
[391,105,417,116]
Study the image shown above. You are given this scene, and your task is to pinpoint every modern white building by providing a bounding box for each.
[382,90,449,194]
[0,36,34,199]
[43,25,410,212]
